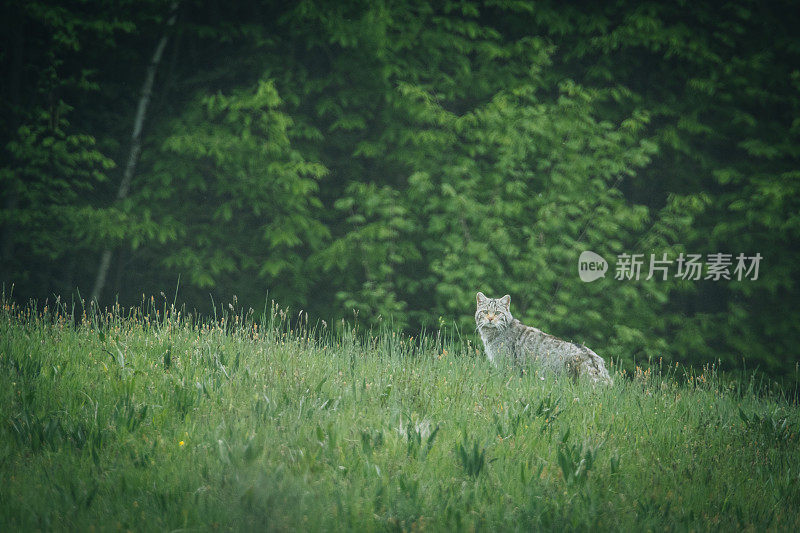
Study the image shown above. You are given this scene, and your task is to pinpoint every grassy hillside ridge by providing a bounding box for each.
[1,297,799,531]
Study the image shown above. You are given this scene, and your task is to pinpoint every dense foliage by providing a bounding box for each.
[2,0,798,377]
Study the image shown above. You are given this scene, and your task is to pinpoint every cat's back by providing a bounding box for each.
[511,320,563,354]
[514,320,613,384]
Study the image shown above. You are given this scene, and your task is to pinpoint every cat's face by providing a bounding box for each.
[475,292,512,331]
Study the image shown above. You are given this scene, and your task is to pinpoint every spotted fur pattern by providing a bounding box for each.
[475,292,613,385]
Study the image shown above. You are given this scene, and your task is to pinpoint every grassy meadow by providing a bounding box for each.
[1,296,799,531]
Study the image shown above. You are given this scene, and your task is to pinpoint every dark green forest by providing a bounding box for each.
[2,0,799,378]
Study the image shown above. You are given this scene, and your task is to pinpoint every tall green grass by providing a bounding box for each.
[1,295,799,531]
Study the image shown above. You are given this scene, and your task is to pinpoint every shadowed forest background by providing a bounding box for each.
[1,0,799,380]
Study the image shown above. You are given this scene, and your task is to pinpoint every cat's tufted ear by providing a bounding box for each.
[499,294,511,308]
[476,292,487,306]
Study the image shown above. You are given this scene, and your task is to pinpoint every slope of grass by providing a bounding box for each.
[1,297,799,531]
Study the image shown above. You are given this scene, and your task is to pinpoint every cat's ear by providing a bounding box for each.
[476,292,487,306]
[499,294,511,308]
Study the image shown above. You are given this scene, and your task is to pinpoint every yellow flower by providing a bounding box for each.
[179,441,185,447]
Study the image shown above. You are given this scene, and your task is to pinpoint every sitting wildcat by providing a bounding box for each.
[475,292,612,385]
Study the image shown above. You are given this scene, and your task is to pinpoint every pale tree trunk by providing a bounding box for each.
[90,2,179,303]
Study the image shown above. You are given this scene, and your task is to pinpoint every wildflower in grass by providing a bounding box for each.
[179,441,185,447]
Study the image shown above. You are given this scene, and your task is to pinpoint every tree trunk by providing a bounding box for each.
[90,2,179,303]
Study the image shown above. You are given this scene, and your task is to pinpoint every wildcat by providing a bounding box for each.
[475,292,613,385]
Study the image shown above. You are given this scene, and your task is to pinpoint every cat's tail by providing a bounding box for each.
[581,349,614,386]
